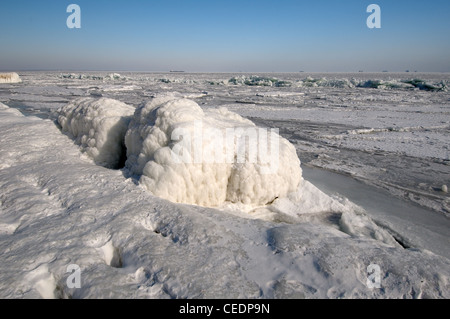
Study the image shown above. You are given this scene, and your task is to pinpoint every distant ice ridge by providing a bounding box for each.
[57,97,135,169]
[226,75,447,91]
[228,75,292,87]
[59,73,128,81]
[125,93,302,206]
[0,72,22,84]
[53,95,401,247]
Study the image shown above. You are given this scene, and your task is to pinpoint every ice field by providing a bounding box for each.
[0,72,449,298]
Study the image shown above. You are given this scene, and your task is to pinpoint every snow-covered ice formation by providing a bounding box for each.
[57,97,135,169]
[125,94,302,206]
[0,72,22,84]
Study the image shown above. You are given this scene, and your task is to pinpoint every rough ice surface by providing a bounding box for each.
[125,94,302,206]
[59,73,128,81]
[0,72,22,84]
[0,101,449,299]
[1,72,449,299]
[228,75,292,87]
[57,97,135,169]
[227,75,447,91]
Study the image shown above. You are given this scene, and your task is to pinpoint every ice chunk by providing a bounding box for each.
[125,94,302,206]
[0,72,22,84]
[57,97,135,169]
[105,73,123,80]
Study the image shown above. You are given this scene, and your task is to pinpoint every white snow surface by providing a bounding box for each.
[0,101,449,299]
[1,72,449,299]
[0,72,22,84]
[57,97,135,169]
[125,94,302,206]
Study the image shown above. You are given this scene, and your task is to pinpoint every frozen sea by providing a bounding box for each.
[0,71,449,298]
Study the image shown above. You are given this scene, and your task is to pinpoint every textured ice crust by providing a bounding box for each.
[57,97,135,169]
[125,93,303,206]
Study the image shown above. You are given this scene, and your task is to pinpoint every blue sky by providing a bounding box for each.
[1,0,449,72]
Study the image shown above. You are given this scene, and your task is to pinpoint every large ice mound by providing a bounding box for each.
[0,72,22,84]
[57,97,135,169]
[125,94,303,206]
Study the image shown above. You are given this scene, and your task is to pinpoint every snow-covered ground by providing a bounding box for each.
[0,72,449,299]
